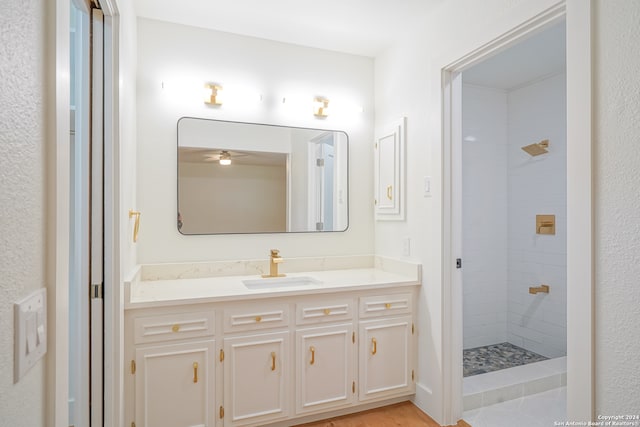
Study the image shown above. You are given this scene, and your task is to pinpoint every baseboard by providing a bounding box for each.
[412,382,440,422]
[263,396,412,427]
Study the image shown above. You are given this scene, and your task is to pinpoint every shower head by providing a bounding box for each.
[521,139,549,156]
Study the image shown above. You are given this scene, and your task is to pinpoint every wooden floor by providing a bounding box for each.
[293,402,472,427]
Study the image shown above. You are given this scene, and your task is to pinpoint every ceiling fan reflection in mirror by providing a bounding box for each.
[203,150,246,165]
[178,146,287,167]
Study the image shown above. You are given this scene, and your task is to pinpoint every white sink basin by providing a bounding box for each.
[242,276,322,290]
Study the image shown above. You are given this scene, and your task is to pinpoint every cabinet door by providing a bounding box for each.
[135,340,215,427]
[223,331,289,426]
[296,324,355,415]
[374,117,405,220]
[359,316,413,401]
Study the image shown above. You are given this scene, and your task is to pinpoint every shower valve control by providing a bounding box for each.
[456,258,462,269]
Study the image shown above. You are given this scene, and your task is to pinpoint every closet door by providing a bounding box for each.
[374,117,405,220]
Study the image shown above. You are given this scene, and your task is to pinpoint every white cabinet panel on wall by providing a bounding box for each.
[223,331,290,426]
[358,316,413,401]
[374,117,406,220]
[134,340,216,427]
[295,323,356,415]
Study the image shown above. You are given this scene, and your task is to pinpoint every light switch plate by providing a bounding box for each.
[14,288,47,383]
[423,176,432,197]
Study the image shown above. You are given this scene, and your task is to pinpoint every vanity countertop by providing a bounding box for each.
[125,256,421,309]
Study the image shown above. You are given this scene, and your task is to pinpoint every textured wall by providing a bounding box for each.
[593,0,640,414]
[0,0,47,425]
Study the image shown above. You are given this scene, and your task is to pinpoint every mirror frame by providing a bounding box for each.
[176,117,350,235]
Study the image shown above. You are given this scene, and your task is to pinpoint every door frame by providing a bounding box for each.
[441,1,593,424]
[51,0,122,426]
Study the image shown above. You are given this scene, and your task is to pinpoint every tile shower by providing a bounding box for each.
[461,57,567,408]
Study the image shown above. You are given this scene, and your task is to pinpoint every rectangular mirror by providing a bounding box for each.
[177,117,349,234]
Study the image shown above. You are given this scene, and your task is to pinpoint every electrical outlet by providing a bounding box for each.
[403,237,411,257]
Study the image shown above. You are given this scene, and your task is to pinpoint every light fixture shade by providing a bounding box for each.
[219,151,231,165]
[313,97,330,117]
[204,83,223,105]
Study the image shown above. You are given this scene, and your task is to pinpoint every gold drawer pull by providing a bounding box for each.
[386,185,393,200]
[255,316,262,322]
[172,324,180,332]
[385,303,392,309]
[323,308,331,315]
[271,352,276,371]
[193,362,198,383]
[310,346,316,365]
[371,338,377,355]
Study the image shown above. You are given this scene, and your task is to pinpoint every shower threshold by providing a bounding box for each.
[463,356,567,411]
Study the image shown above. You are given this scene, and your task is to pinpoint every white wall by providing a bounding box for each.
[593,0,640,414]
[375,1,566,421]
[136,18,374,263]
[178,162,287,233]
[462,85,509,350]
[506,73,567,359]
[0,0,47,425]
[376,0,640,421]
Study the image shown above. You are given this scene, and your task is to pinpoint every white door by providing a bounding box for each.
[296,324,355,414]
[358,316,413,401]
[223,332,289,426]
[90,7,105,427]
[135,341,216,427]
[69,3,105,426]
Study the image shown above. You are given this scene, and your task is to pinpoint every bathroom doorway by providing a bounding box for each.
[441,3,593,425]
[458,21,568,423]
[443,20,575,426]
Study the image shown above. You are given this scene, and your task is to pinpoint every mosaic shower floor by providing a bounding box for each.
[463,342,548,377]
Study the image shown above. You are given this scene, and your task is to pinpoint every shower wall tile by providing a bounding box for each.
[462,75,567,357]
[506,73,567,358]
[462,84,509,349]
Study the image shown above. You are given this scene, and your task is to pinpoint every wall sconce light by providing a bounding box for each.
[313,97,330,117]
[204,83,223,105]
[219,151,232,166]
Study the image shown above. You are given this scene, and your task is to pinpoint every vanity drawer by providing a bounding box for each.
[224,303,290,333]
[359,293,412,319]
[134,311,215,344]
[296,299,354,325]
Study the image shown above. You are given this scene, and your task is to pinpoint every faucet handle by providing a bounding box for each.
[270,249,280,257]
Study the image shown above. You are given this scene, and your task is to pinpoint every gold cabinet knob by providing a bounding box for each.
[255,316,262,322]
[323,308,331,315]
[385,303,392,309]
[172,324,180,332]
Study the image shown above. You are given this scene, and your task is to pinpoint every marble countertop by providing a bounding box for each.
[125,256,421,309]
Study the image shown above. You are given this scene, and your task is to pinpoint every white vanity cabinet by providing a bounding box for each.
[358,293,414,401]
[222,302,291,426]
[295,298,356,415]
[125,284,417,427]
[130,311,217,427]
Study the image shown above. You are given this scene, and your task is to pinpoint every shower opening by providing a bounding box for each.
[460,20,567,412]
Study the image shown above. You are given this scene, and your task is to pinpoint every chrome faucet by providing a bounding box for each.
[263,249,285,278]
